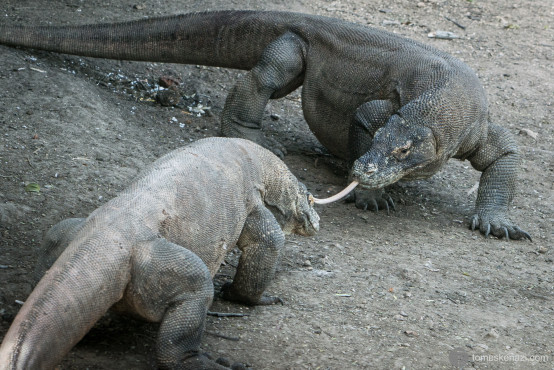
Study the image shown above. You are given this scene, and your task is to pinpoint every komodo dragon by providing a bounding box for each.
[0,10,530,240]
[0,137,320,370]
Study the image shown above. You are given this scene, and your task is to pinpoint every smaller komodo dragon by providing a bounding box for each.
[0,10,530,240]
[0,137,320,370]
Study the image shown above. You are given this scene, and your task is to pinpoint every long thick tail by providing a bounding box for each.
[0,10,310,69]
[0,242,130,369]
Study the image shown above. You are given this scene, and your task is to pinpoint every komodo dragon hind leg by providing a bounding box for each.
[220,32,306,158]
[33,217,86,283]
[347,100,397,211]
[131,238,233,369]
[221,206,285,305]
[467,123,531,240]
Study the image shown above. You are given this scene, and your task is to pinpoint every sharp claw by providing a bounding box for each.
[513,226,532,242]
[389,197,396,211]
[504,227,509,240]
[485,224,491,237]
[384,201,390,214]
[371,200,378,211]
[362,203,368,211]
[523,231,532,242]
[471,216,477,231]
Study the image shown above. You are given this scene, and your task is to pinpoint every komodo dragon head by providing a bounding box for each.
[351,115,437,189]
[264,177,320,237]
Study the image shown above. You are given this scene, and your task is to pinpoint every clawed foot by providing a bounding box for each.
[346,188,395,212]
[220,282,283,306]
[470,212,531,241]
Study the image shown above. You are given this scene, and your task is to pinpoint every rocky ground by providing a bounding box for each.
[0,0,552,369]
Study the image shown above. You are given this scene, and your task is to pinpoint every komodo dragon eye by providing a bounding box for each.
[393,141,412,160]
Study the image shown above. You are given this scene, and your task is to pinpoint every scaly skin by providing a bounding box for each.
[0,137,319,369]
[0,10,529,239]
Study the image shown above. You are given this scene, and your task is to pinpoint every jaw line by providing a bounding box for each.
[358,183,382,190]
[354,156,434,190]
[355,170,406,190]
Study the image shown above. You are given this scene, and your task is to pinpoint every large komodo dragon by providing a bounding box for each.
[0,137,320,369]
[0,10,530,240]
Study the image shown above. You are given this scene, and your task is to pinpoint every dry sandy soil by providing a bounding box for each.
[0,0,552,369]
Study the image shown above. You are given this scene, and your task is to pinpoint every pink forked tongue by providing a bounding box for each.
[312,181,359,205]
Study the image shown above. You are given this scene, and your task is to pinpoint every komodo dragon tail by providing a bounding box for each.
[0,10,305,69]
[0,243,130,369]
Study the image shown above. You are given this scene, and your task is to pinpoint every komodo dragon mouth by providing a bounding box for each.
[311,180,359,205]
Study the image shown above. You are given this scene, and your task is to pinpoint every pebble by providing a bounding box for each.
[485,328,500,339]
[428,31,459,40]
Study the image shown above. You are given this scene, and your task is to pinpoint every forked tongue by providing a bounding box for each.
[311,181,359,205]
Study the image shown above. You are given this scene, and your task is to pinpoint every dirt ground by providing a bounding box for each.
[0,0,552,369]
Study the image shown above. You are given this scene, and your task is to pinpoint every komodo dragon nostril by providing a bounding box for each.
[365,164,377,174]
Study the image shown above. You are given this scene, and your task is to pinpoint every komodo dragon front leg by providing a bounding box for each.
[467,124,531,240]
[221,32,306,158]
[222,206,285,305]
[347,100,398,211]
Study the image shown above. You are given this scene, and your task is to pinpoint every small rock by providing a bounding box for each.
[475,343,489,351]
[270,114,280,121]
[156,86,182,106]
[485,328,500,339]
[158,76,180,88]
[518,128,538,140]
[312,269,334,277]
[428,31,459,40]
[302,260,312,267]
[537,246,548,254]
